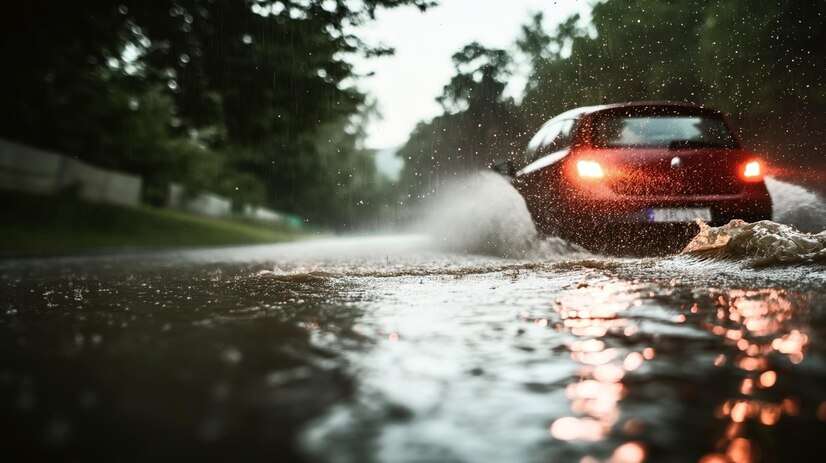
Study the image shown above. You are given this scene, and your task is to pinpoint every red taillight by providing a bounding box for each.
[576,160,605,179]
[741,159,764,181]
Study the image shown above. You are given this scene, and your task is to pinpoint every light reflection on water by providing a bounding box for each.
[544,281,652,462]
[2,253,826,462]
[307,273,826,463]
[699,289,812,463]
[534,283,822,463]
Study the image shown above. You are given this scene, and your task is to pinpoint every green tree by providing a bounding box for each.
[697,1,826,161]
[398,42,525,200]
[0,0,436,225]
[516,0,826,165]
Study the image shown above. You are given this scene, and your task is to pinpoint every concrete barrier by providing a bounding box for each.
[169,183,292,224]
[61,157,142,206]
[1,138,298,225]
[0,139,64,194]
[168,183,232,218]
[0,138,142,206]
[242,204,284,223]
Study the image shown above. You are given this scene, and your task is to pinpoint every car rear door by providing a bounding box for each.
[515,119,576,224]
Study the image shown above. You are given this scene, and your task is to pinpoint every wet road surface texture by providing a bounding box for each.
[1,175,826,463]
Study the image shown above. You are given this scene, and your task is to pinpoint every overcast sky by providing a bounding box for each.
[352,0,594,150]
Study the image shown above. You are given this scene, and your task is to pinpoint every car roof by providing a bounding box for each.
[550,101,722,122]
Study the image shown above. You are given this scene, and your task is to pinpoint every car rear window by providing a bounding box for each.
[592,115,738,148]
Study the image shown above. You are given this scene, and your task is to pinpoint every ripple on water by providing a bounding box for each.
[683,219,826,266]
[301,270,826,462]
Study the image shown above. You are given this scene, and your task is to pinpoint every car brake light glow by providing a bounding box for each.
[742,160,763,181]
[576,160,605,179]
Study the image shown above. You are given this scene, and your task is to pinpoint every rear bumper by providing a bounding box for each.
[556,183,773,228]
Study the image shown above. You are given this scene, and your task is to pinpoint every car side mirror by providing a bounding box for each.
[491,159,516,177]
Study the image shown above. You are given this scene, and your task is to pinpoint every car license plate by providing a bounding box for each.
[646,208,711,223]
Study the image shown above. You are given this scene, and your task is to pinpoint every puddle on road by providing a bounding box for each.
[300,270,826,463]
[0,265,372,461]
[1,249,826,462]
[1,176,825,461]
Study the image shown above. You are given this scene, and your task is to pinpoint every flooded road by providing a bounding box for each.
[2,177,826,462]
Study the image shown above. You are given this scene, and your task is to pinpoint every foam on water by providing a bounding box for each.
[413,171,584,259]
[413,173,826,265]
[679,178,826,266]
[683,219,826,266]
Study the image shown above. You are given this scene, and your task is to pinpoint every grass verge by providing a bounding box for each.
[0,190,303,257]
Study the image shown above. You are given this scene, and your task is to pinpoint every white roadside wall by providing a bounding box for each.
[168,183,284,223]
[1,137,289,223]
[0,138,142,206]
[167,183,232,218]
[243,204,283,223]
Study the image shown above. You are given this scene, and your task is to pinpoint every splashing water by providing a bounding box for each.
[765,177,826,233]
[680,178,826,266]
[683,220,826,266]
[413,171,584,259]
[410,172,825,263]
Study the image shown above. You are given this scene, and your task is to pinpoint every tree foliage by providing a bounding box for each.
[0,0,434,226]
[399,0,826,201]
[398,42,525,201]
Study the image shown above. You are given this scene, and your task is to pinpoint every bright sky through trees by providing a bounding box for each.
[353,0,592,149]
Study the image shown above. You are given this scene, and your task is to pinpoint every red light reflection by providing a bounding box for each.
[543,281,656,463]
[701,289,811,462]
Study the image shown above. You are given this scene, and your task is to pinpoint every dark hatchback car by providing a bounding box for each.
[496,102,773,251]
